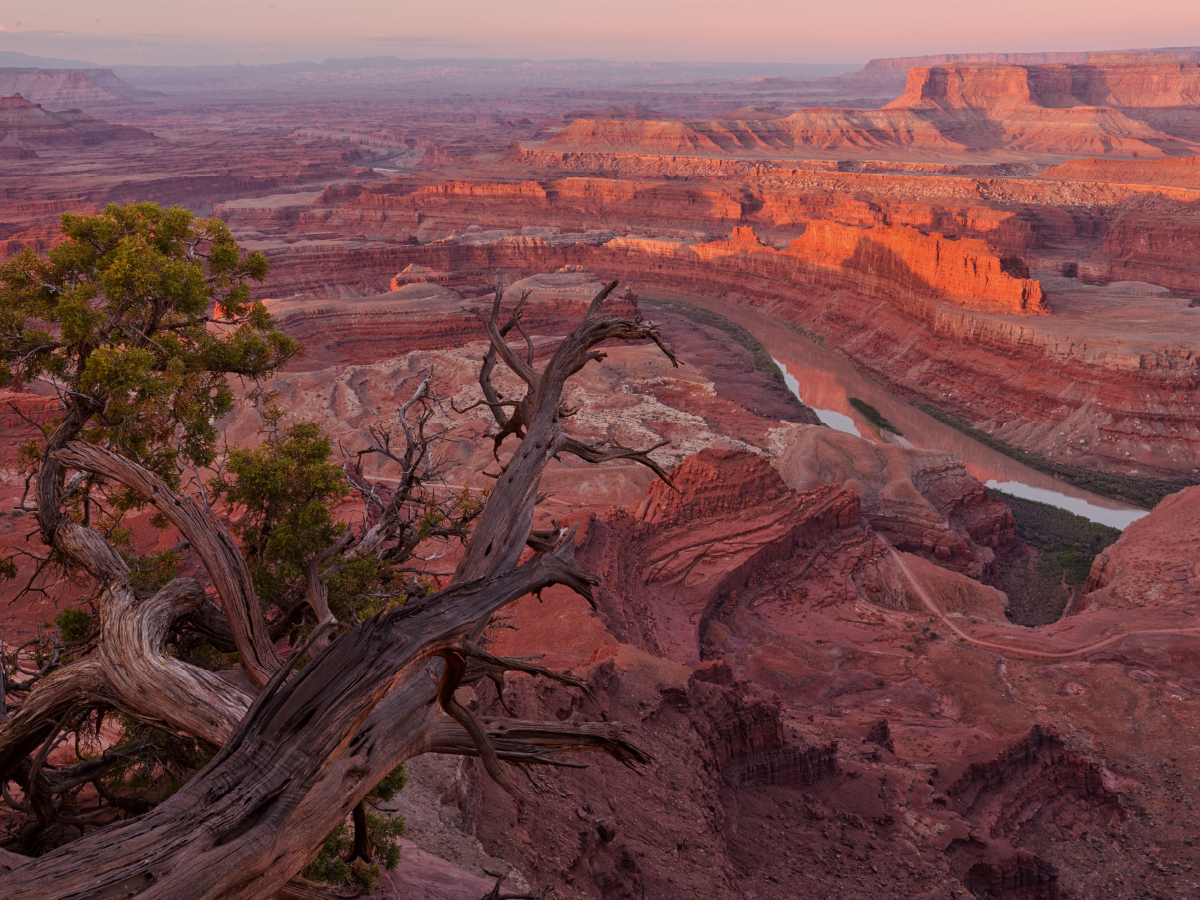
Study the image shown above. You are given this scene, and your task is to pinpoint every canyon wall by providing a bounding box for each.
[533,58,1200,161]
[887,58,1200,112]
[0,94,152,149]
[785,221,1046,313]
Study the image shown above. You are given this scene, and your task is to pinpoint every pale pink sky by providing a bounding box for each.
[3,0,1200,66]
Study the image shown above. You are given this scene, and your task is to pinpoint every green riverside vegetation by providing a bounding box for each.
[912,400,1196,508]
[990,489,1122,625]
[642,297,819,421]
[848,397,902,436]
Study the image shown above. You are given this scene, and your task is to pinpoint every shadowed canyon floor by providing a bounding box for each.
[3,50,1200,900]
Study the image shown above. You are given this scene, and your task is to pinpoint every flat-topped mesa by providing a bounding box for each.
[787,222,1048,314]
[1038,155,1200,187]
[887,57,1200,112]
[540,119,721,155]
[832,51,1094,91]
[0,93,31,109]
[0,68,161,106]
[885,64,1047,113]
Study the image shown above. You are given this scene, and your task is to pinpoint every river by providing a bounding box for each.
[677,298,1148,530]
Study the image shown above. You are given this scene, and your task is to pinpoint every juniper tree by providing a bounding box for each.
[0,203,670,899]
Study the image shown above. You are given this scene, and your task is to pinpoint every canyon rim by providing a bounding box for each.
[2,14,1200,900]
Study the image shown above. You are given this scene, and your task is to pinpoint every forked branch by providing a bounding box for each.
[557,436,674,484]
[52,441,281,685]
[455,281,677,585]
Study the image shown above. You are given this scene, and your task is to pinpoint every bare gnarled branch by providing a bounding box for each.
[455,281,677,585]
[52,441,281,685]
[427,717,651,772]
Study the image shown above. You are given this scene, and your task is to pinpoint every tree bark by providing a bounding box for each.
[1,549,607,899]
[0,286,667,899]
[53,442,281,685]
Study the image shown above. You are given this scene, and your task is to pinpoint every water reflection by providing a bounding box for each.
[686,298,1148,530]
[774,359,861,436]
[983,481,1146,530]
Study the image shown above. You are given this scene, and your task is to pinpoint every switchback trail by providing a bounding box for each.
[885,543,1200,660]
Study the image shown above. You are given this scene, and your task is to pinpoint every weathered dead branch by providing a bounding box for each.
[0,280,669,899]
[52,442,281,685]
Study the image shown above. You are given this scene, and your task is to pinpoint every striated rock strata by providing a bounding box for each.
[0,68,161,106]
[0,93,152,150]
[532,57,1200,163]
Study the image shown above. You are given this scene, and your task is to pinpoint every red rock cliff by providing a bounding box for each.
[787,222,1047,314]
[888,58,1200,112]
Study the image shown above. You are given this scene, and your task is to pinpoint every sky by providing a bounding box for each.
[2,0,1200,67]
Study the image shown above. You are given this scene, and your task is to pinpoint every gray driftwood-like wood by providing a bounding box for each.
[0,284,670,899]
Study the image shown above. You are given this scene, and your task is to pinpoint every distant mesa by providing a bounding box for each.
[0,93,154,151]
[534,55,1200,161]
[886,58,1200,112]
[0,51,102,69]
[563,105,666,121]
[817,46,1200,93]
[0,68,162,107]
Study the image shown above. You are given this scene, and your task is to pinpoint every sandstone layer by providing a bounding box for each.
[534,58,1200,163]
[0,94,152,152]
[886,58,1200,111]
[0,68,160,107]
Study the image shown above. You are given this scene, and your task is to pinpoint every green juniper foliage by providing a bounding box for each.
[205,411,423,637]
[303,814,407,893]
[1,203,296,472]
[304,766,408,891]
[0,201,298,538]
[209,416,353,618]
[0,204,419,870]
[53,606,96,644]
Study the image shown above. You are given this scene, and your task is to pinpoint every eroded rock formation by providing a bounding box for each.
[0,94,152,151]
[535,57,1200,162]
[0,68,160,107]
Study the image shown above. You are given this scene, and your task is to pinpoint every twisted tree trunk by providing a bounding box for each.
[0,284,669,899]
